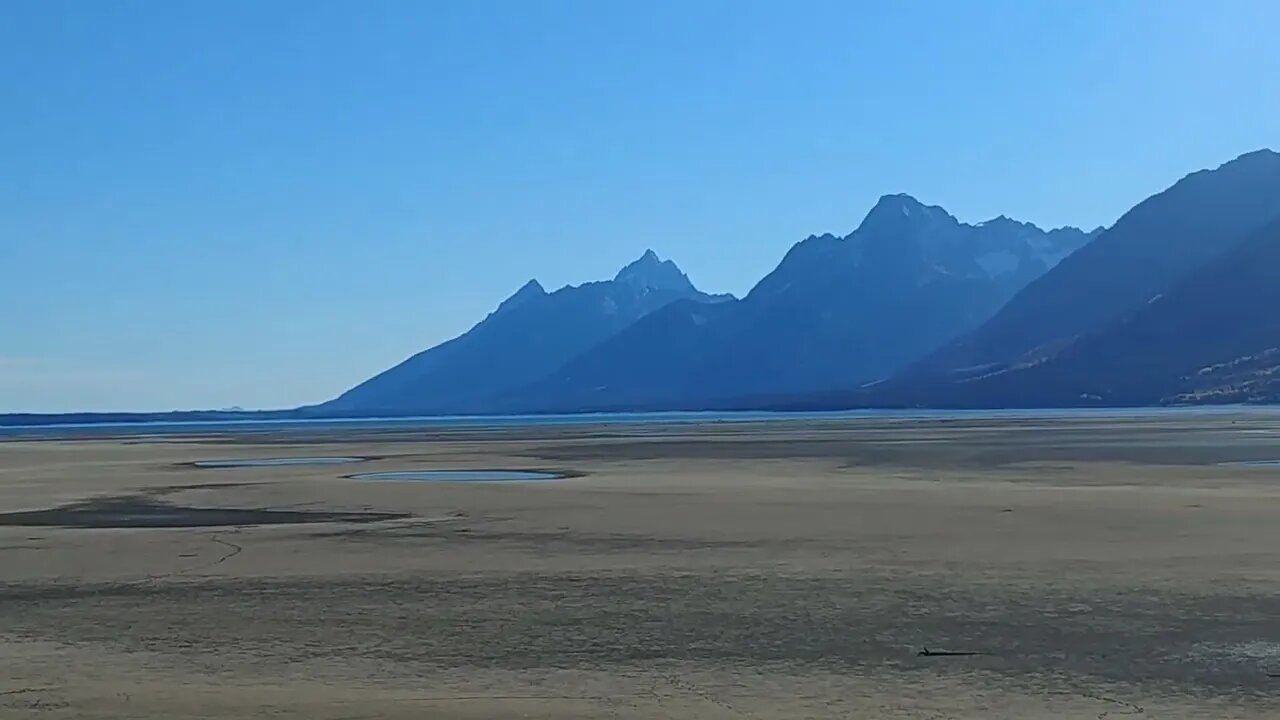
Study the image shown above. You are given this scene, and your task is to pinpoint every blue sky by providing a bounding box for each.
[3,0,1278,413]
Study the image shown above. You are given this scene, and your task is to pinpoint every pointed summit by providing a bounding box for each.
[871,193,928,216]
[614,249,695,293]
[855,194,956,236]
[512,277,546,298]
[494,278,546,315]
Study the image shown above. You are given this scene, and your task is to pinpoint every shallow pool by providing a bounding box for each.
[192,457,365,468]
[349,469,566,482]
[1219,460,1280,468]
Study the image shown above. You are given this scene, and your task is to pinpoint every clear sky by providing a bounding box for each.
[3,0,1278,413]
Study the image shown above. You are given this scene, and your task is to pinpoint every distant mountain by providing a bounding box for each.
[1027,214,1280,405]
[910,149,1280,379]
[500,195,1094,412]
[320,251,731,414]
[0,409,299,428]
[326,149,1280,416]
[784,148,1280,409]
[874,216,1280,407]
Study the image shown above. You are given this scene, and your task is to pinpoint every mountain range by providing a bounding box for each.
[846,148,1280,408]
[322,250,732,414]
[321,148,1280,415]
[503,195,1095,412]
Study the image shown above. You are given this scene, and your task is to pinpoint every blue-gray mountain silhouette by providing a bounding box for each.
[321,250,731,414]
[761,148,1280,409]
[496,195,1093,412]
[328,149,1279,415]
[915,149,1280,377]
[866,213,1280,407]
[11,150,1280,427]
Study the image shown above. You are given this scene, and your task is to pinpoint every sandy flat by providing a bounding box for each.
[3,413,1280,718]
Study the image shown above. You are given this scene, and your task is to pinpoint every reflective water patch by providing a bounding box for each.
[191,457,365,468]
[349,469,567,482]
[1219,460,1280,468]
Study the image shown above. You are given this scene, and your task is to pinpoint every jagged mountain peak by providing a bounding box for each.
[324,147,1275,416]
[515,277,546,295]
[859,193,955,228]
[494,278,547,315]
[873,193,927,212]
[977,214,1037,230]
[613,249,695,293]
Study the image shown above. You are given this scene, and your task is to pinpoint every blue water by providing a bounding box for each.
[192,457,365,468]
[350,469,565,482]
[2,406,1276,439]
[1220,460,1280,468]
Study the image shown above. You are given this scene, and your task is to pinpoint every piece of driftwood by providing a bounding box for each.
[917,647,985,657]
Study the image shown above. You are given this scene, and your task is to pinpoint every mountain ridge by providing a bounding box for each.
[870,215,1280,408]
[491,194,1094,413]
[324,148,1280,416]
[320,250,728,414]
[910,149,1280,378]
[772,148,1280,410]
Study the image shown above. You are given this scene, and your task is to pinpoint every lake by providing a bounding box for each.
[2,406,1275,439]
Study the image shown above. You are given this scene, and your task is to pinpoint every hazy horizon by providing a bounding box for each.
[4,1,1279,413]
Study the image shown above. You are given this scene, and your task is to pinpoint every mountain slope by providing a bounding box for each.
[503,196,1093,412]
[913,149,1280,377]
[901,216,1280,407]
[321,251,728,414]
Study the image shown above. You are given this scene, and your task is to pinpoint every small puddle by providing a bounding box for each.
[191,457,365,468]
[349,469,567,483]
[1219,460,1280,468]
[1185,641,1280,673]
